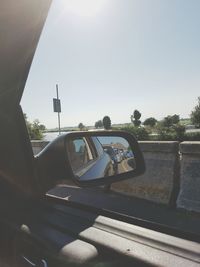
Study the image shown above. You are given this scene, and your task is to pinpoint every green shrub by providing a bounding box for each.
[184,132,200,141]
[120,126,150,140]
[116,121,200,141]
[173,124,185,141]
[154,123,185,141]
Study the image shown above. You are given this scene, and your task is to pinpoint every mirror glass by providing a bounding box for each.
[66,135,136,181]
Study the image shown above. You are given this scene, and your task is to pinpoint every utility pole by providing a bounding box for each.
[53,84,61,135]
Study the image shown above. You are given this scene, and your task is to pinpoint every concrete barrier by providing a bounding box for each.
[31,140,200,212]
[177,142,200,213]
[31,140,49,155]
[111,141,180,206]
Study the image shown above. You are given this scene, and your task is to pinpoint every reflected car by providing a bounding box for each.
[119,149,125,160]
[103,145,119,174]
[113,148,123,163]
[125,150,134,158]
[67,136,115,180]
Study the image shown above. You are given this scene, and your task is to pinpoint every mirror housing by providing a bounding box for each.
[36,131,145,192]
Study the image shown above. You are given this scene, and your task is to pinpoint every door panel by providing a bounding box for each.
[12,198,200,267]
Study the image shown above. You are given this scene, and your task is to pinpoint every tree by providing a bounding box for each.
[171,114,180,124]
[191,97,200,128]
[95,120,103,128]
[103,116,111,130]
[162,114,180,127]
[162,116,173,127]
[38,124,46,131]
[30,119,43,140]
[143,117,157,127]
[131,110,141,127]
[78,122,85,130]
[173,124,185,141]
[23,114,45,140]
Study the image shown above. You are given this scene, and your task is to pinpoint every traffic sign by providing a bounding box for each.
[53,98,61,113]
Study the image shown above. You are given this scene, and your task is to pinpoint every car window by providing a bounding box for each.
[21,0,200,238]
[68,137,94,173]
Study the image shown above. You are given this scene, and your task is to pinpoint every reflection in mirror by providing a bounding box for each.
[66,135,136,182]
[97,136,136,175]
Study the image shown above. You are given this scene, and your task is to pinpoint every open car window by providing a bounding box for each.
[21,0,200,241]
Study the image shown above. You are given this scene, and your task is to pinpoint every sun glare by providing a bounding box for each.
[64,0,107,17]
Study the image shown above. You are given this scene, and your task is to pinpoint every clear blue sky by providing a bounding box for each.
[21,0,200,128]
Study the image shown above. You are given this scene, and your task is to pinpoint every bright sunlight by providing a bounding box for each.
[63,0,107,17]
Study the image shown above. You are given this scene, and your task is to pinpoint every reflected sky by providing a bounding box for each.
[97,136,129,149]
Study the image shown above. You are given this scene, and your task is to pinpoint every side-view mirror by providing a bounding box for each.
[36,131,145,191]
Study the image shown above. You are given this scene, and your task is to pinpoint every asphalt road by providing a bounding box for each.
[48,184,200,241]
[118,158,135,173]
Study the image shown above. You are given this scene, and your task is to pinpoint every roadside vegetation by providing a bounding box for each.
[29,97,200,141]
[24,114,46,140]
[92,97,200,141]
[120,97,200,141]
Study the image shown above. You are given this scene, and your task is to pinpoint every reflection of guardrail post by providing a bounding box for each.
[111,141,180,206]
[177,142,200,213]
